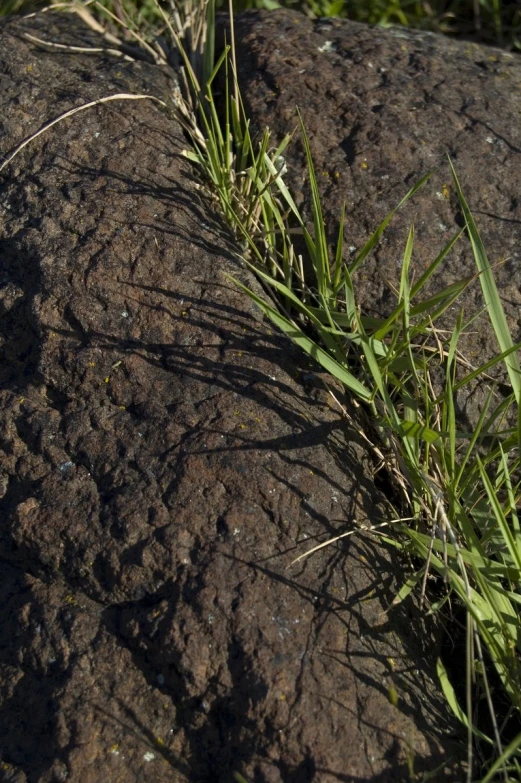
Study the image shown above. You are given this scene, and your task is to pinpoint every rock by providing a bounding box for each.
[233,10,521,428]
[0,11,462,783]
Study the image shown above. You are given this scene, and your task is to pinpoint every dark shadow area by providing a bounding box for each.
[340,122,361,168]
[0,235,44,390]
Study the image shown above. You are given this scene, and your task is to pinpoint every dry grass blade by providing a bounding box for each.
[0,93,166,174]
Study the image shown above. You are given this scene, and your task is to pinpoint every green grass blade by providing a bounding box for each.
[450,160,521,402]
[399,224,414,332]
[374,230,463,341]
[477,454,521,573]
[236,260,358,369]
[229,276,373,401]
[437,658,493,744]
[480,731,521,783]
[202,0,215,88]
[453,343,521,393]
[332,202,346,295]
[263,151,302,223]
[349,172,432,276]
[454,387,494,493]
[297,109,331,297]
[445,311,463,480]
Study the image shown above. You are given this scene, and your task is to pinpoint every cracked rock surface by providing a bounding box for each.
[0,11,463,783]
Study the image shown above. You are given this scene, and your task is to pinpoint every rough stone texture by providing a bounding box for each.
[0,11,463,783]
[233,10,521,426]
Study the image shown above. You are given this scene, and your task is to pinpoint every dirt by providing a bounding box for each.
[233,9,521,429]
[0,10,466,783]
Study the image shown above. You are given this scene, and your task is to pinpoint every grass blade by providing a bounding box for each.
[450,160,521,402]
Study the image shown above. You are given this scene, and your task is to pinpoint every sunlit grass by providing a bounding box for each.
[2,0,521,779]
[229,123,521,782]
[164,7,521,779]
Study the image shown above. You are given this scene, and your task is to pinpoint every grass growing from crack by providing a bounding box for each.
[151,5,521,779]
[223,113,521,782]
[4,0,521,780]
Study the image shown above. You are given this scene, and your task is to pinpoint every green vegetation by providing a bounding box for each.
[179,15,521,777]
[2,0,521,780]
[2,0,520,49]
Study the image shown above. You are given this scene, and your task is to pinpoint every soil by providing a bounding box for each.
[0,10,465,783]
[233,10,521,429]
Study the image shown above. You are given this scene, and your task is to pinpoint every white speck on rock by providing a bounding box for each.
[143,752,155,762]
[318,40,336,53]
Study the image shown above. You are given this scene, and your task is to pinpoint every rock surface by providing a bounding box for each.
[234,10,521,426]
[0,11,462,783]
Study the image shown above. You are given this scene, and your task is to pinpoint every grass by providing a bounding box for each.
[205,89,521,780]
[2,0,520,49]
[3,0,521,780]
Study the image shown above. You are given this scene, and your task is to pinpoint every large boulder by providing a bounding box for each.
[0,11,461,783]
[234,10,521,426]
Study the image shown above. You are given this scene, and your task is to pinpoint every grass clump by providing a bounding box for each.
[2,0,521,780]
[153,5,521,779]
